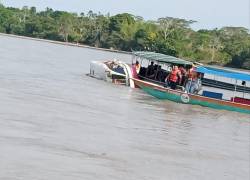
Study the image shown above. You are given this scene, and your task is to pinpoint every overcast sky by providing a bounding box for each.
[1,0,249,30]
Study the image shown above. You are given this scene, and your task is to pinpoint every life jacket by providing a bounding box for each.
[169,69,180,82]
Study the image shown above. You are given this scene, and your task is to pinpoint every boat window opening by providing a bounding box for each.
[132,55,135,65]
[145,59,151,78]
[242,81,246,98]
[106,61,126,75]
[140,58,143,66]
[138,74,166,86]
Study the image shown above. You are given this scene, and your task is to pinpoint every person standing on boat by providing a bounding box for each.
[135,60,141,74]
[166,65,181,90]
[178,65,187,86]
[131,60,140,79]
[189,72,201,94]
[185,64,195,93]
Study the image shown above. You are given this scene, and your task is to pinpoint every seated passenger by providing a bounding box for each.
[138,67,146,79]
[154,64,159,71]
[155,65,163,81]
[146,61,154,77]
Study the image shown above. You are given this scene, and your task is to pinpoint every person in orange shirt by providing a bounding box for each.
[166,65,181,90]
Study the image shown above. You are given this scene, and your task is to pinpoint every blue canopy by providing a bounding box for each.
[196,66,250,82]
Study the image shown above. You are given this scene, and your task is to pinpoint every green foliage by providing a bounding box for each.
[109,13,135,32]
[0,5,249,69]
[230,49,250,69]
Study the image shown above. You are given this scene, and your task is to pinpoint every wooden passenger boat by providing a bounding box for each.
[131,51,250,114]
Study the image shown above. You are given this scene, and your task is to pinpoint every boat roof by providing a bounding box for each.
[132,51,193,66]
[133,51,250,82]
[196,66,250,82]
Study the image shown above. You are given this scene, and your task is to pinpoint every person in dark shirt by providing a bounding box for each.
[146,61,154,77]
[178,65,187,86]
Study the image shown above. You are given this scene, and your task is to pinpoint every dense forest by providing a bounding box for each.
[0,4,250,69]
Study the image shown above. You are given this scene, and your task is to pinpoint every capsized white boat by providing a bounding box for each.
[89,59,135,88]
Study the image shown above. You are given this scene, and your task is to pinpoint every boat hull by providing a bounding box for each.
[133,78,250,114]
[90,60,135,87]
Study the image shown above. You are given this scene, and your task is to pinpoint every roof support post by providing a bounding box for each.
[233,79,237,102]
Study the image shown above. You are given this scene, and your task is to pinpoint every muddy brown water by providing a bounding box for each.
[0,35,249,180]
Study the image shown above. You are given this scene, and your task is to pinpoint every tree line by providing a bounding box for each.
[0,4,249,69]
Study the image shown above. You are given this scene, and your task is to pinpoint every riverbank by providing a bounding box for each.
[1,34,249,180]
[1,32,249,74]
[0,33,131,55]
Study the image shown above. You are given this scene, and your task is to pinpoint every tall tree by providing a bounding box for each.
[157,17,195,40]
[57,13,74,42]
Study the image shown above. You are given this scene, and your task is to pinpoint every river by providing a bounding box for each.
[0,35,249,180]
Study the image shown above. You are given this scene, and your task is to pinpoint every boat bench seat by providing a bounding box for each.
[202,90,223,99]
[231,97,250,105]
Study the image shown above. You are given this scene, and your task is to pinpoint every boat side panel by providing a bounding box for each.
[189,98,250,114]
[135,79,250,114]
[141,86,181,102]
[190,94,250,111]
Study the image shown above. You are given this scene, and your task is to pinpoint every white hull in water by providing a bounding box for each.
[90,60,135,88]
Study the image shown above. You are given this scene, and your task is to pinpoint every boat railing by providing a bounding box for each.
[137,74,166,86]
[137,74,185,91]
